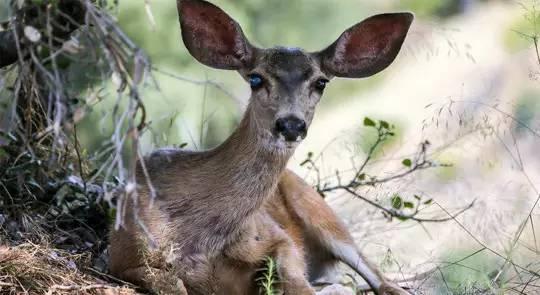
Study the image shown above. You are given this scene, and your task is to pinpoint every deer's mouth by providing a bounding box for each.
[273,139,301,151]
[271,132,306,151]
[260,130,304,151]
[276,132,305,146]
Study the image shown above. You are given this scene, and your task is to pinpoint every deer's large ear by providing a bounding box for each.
[318,13,413,78]
[177,0,255,70]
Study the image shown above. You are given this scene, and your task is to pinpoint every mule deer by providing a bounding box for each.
[109,0,413,294]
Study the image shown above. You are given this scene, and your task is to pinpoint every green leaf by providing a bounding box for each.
[402,158,412,167]
[379,120,390,129]
[307,152,313,158]
[414,194,421,200]
[391,195,402,209]
[357,173,366,181]
[404,201,414,209]
[363,117,376,127]
[396,216,409,221]
[0,148,6,159]
[423,199,433,205]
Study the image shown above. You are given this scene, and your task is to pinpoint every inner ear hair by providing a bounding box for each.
[178,0,256,70]
[317,12,413,78]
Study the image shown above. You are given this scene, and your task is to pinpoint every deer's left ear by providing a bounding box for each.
[317,13,413,78]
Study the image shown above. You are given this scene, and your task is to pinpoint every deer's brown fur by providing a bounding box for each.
[108,1,413,294]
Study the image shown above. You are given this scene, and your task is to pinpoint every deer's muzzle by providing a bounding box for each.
[274,115,307,142]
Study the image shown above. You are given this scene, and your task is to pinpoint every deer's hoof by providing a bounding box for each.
[316,284,354,295]
[379,282,412,295]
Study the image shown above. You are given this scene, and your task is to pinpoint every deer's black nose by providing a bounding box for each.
[275,116,307,142]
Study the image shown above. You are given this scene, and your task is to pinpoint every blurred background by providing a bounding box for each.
[2,0,539,293]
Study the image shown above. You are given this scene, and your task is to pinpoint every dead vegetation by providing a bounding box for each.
[0,0,149,293]
[0,243,137,294]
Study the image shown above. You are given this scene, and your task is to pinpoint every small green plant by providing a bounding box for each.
[257,256,279,295]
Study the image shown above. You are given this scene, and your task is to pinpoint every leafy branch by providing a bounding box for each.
[301,117,474,223]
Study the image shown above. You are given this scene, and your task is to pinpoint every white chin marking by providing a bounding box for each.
[260,131,302,151]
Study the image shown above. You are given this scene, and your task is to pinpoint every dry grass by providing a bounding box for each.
[0,2,150,292]
[0,243,138,295]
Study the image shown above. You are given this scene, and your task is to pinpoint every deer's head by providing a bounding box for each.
[178,0,412,151]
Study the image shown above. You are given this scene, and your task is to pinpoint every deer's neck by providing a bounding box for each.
[208,107,292,206]
[164,106,294,253]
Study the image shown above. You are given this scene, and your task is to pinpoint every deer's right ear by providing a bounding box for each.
[178,0,255,70]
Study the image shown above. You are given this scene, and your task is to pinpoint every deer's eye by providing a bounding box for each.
[248,74,264,90]
[314,79,329,91]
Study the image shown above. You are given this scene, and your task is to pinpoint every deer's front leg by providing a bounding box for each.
[379,282,412,295]
[225,213,315,295]
[272,236,315,295]
[119,266,188,295]
[257,215,315,295]
[316,284,354,295]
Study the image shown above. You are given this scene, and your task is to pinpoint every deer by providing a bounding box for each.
[108,0,413,294]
